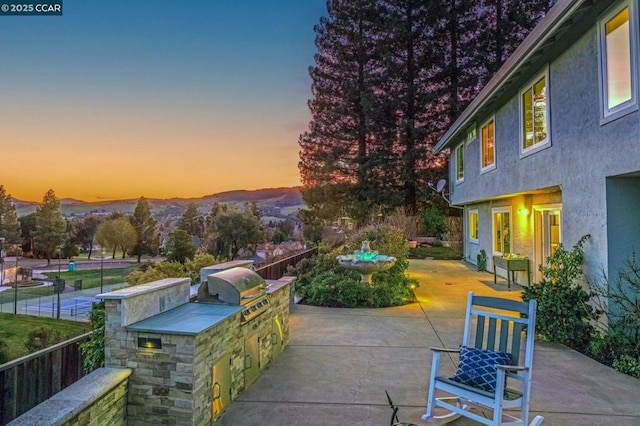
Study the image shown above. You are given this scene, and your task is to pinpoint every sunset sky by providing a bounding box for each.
[0,0,326,202]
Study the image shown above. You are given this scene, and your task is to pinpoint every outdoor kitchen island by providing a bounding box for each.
[100,268,295,425]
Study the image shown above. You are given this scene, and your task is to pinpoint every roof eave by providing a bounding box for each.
[434,0,586,153]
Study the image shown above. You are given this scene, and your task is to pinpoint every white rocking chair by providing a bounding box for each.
[422,292,542,425]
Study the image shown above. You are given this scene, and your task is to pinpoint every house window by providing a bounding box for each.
[455,144,464,183]
[599,1,638,122]
[492,208,511,255]
[465,125,477,144]
[468,210,478,242]
[521,69,549,154]
[481,117,495,172]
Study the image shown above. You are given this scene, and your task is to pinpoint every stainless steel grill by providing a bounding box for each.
[198,267,270,322]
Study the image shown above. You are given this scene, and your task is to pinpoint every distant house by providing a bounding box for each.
[435,0,640,286]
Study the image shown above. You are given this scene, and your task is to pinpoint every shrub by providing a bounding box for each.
[24,326,64,353]
[442,216,463,244]
[423,206,447,239]
[126,260,188,285]
[301,271,369,308]
[299,270,417,308]
[381,208,420,240]
[80,301,105,372]
[522,235,600,352]
[586,332,625,366]
[591,250,640,348]
[612,355,640,379]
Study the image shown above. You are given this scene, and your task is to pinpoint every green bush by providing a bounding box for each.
[126,260,189,285]
[423,206,447,239]
[587,332,625,366]
[24,326,64,353]
[522,235,600,352]
[299,270,416,308]
[80,301,105,373]
[612,355,640,379]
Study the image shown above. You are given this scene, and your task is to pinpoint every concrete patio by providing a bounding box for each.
[219,259,640,425]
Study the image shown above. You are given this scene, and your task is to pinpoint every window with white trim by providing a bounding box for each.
[468,209,478,242]
[520,68,550,154]
[492,207,511,255]
[455,143,464,183]
[599,0,638,122]
[481,117,495,172]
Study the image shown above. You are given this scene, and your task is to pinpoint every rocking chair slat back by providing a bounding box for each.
[473,295,531,314]
[465,297,531,366]
[487,317,497,350]
[474,315,486,348]
[498,321,509,353]
[511,322,523,365]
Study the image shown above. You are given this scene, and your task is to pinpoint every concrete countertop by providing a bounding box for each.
[266,276,296,294]
[126,302,241,335]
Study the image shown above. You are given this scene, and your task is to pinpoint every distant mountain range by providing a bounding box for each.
[13,187,307,221]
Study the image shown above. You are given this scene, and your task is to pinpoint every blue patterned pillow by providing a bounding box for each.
[450,346,512,393]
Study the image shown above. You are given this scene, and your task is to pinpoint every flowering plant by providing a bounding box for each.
[502,253,527,260]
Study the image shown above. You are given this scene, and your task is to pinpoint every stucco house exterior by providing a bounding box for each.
[435,0,640,287]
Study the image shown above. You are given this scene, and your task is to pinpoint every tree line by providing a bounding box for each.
[299,0,554,225]
[0,185,299,266]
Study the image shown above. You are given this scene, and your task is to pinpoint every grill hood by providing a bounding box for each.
[198,267,267,308]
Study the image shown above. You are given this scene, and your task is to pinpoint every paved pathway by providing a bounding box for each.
[219,259,640,425]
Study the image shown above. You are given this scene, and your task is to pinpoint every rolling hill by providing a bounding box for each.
[13,187,306,220]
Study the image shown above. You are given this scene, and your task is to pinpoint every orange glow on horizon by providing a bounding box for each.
[2,104,305,203]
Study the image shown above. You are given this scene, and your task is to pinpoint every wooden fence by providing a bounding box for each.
[0,331,91,425]
[254,247,317,280]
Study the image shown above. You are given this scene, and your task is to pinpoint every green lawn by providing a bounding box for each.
[408,245,463,260]
[0,313,90,362]
[43,266,139,290]
[0,266,139,305]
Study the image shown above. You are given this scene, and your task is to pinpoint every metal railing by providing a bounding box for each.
[0,331,92,425]
[254,247,317,280]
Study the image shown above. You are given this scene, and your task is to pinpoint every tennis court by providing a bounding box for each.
[23,296,100,318]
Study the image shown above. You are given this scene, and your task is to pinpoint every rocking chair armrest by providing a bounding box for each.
[496,364,529,372]
[429,347,461,353]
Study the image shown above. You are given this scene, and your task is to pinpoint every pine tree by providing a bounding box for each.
[131,197,158,262]
[378,0,455,215]
[299,0,386,222]
[0,185,20,245]
[33,189,67,264]
[477,0,552,81]
[177,202,204,238]
[165,229,196,264]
